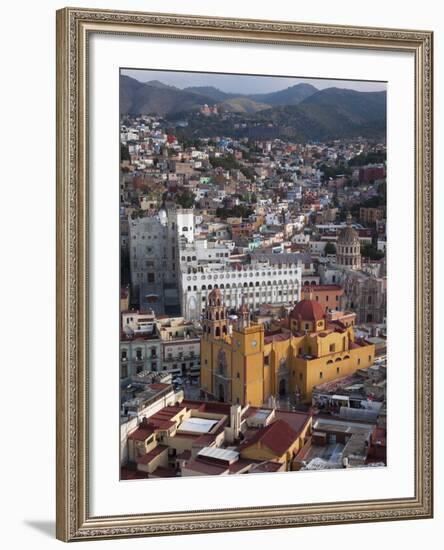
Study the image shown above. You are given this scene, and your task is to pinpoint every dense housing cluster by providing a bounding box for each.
[119,77,387,479]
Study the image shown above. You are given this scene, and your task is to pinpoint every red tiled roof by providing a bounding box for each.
[241,419,299,456]
[176,450,192,461]
[148,419,176,430]
[264,332,291,344]
[184,458,227,475]
[150,466,177,478]
[290,299,325,322]
[228,458,256,473]
[120,467,147,480]
[128,427,154,441]
[273,410,311,434]
[371,427,387,447]
[144,405,186,430]
[181,399,231,416]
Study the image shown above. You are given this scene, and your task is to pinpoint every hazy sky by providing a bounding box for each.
[121,68,386,94]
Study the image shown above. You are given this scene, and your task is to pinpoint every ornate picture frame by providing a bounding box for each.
[56,7,433,541]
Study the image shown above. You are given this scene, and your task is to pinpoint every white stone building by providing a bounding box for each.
[120,336,162,379]
[180,255,302,321]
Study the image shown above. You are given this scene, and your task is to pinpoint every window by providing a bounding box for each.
[329,343,336,352]
[336,367,340,374]
[147,273,155,283]
[136,349,142,360]
[236,372,240,379]
[121,350,127,361]
[358,358,361,365]
[320,371,323,379]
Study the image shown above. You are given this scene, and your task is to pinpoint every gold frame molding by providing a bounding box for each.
[56,7,433,542]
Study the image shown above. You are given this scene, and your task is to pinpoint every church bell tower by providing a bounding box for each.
[202,288,227,339]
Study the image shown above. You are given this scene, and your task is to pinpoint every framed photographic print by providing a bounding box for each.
[56,7,433,542]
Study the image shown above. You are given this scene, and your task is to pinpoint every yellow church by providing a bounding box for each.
[200,288,375,406]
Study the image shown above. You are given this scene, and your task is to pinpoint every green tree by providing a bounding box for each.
[216,205,253,219]
[209,154,241,171]
[361,244,384,260]
[324,242,336,255]
[176,190,196,209]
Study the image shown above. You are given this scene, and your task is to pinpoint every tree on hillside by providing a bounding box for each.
[176,190,196,209]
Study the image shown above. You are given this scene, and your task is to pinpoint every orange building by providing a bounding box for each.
[302,284,344,313]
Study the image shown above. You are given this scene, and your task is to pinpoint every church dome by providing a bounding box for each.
[338,214,359,245]
[290,299,325,322]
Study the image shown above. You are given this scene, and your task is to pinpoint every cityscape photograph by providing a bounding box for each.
[119,69,387,480]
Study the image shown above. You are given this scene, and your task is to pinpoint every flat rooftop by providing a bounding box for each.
[177,417,218,434]
[197,447,239,463]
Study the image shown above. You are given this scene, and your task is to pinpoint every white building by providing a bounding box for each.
[180,255,302,321]
[129,208,302,322]
[120,336,162,379]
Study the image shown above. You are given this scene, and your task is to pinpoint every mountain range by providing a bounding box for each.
[120,75,386,140]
